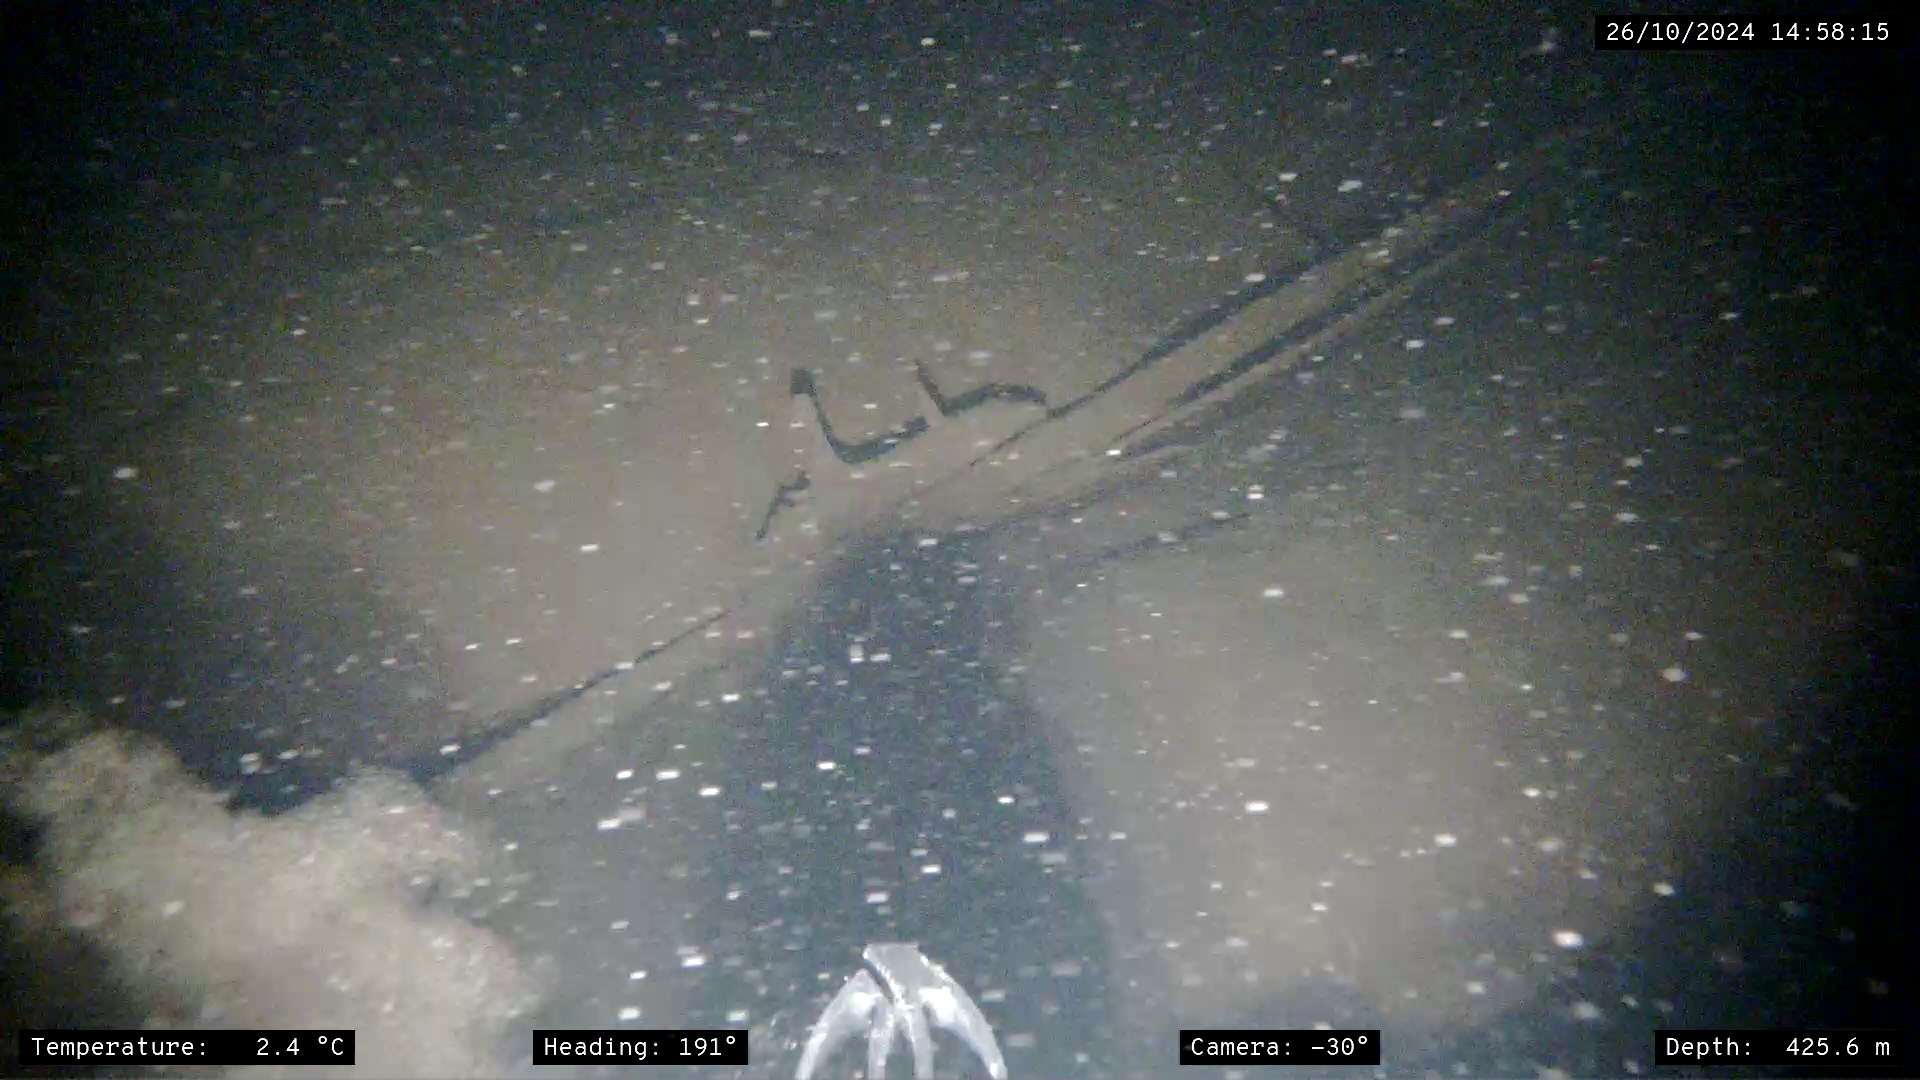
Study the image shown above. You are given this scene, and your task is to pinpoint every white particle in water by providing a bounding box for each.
[112,465,139,480]
[1552,929,1585,949]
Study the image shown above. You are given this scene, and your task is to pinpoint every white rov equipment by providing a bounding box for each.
[796,943,1007,1080]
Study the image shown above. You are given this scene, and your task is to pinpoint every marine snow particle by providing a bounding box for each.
[1653,881,1676,896]
[1338,179,1364,193]
[1661,666,1688,683]
[1551,929,1585,950]
[1434,832,1458,847]
[1262,586,1285,599]
[1613,510,1640,523]
[112,465,139,480]
[1245,800,1270,814]
[534,478,557,492]
[579,543,601,553]
[617,1006,642,1021]
[1397,404,1428,421]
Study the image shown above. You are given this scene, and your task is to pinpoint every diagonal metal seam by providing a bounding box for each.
[854,123,1598,526]
[434,123,1599,804]
[771,122,1594,530]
